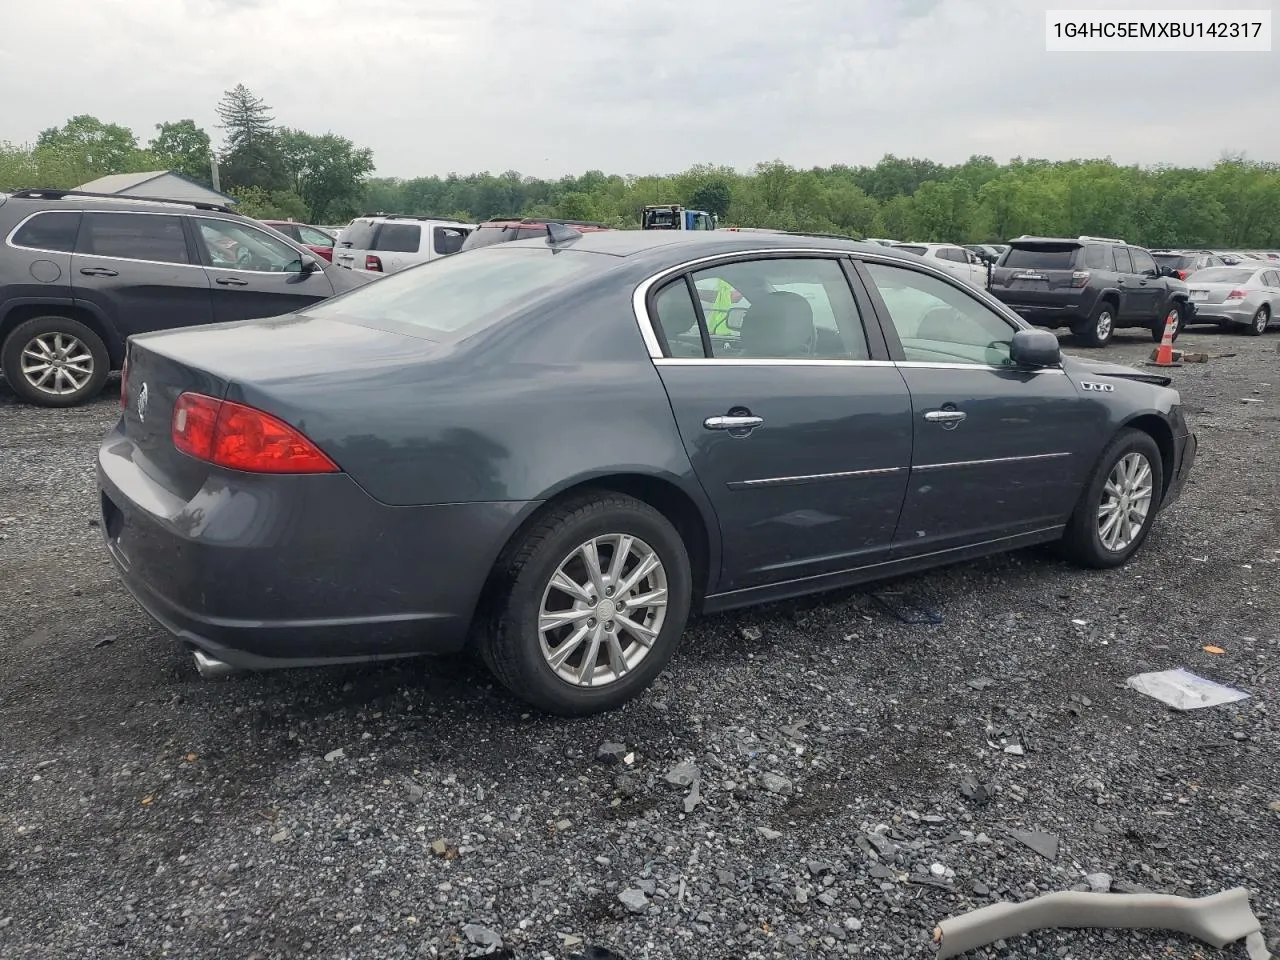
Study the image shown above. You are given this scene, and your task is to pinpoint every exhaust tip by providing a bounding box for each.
[192,649,238,680]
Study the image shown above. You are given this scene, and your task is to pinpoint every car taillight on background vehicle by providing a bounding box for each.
[1225,289,1247,300]
[171,393,340,474]
[1177,269,1190,280]
[1070,271,1090,288]
[365,255,383,272]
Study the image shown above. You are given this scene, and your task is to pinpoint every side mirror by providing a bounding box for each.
[1160,265,1178,277]
[298,257,319,275]
[1009,328,1061,368]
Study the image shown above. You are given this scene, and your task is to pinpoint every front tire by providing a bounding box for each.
[1060,429,1164,569]
[1075,301,1116,348]
[1247,306,1269,336]
[1,315,110,407]
[1150,303,1183,343]
[480,492,692,716]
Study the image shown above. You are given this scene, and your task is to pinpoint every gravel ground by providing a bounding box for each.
[1,327,1277,960]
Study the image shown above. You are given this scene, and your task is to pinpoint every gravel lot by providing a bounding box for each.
[1,327,1277,960]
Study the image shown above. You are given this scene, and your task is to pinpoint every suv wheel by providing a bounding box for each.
[1076,301,1116,348]
[1247,305,1270,336]
[1,315,110,407]
[480,492,693,716]
[1150,304,1183,343]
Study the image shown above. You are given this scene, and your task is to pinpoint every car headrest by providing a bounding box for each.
[738,291,815,358]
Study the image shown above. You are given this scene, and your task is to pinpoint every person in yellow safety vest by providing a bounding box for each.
[703,279,738,335]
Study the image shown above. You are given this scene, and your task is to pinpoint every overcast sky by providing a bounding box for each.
[1,0,1274,179]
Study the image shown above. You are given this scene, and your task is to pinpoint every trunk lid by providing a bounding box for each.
[120,315,443,500]
[990,242,1084,295]
[1186,282,1238,304]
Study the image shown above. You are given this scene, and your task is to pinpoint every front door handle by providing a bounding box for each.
[924,410,967,424]
[79,267,118,277]
[704,415,764,431]
[215,277,250,287]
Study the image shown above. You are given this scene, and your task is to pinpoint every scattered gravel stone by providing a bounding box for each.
[618,888,649,914]
[461,923,503,949]
[682,779,701,814]
[595,742,627,765]
[1086,872,1113,893]
[760,772,793,795]
[866,830,898,859]
[663,760,699,788]
[1008,829,1059,861]
[322,747,344,762]
[959,775,991,805]
[755,826,783,841]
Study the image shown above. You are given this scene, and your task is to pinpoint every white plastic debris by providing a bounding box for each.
[1126,669,1250,711]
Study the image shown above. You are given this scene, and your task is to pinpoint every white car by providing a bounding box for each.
[890,242,988,288]
[333,215,474,276]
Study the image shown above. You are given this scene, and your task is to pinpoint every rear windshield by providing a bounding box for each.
[459,224,544,251]
[338,221,376,249]
[1001,245,1080,269]
[305,248,612,341]
[373,223,421,253]
[1152,253,1195,268]
[894,245,927,256]
[1189,267,1255,284]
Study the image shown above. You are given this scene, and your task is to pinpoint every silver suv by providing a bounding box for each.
[332,215,473,276]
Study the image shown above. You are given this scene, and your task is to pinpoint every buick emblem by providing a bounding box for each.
[137,382,150,422]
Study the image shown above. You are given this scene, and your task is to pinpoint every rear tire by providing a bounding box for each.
[1150,303,1183,343]
[1,315,110,407]
[1060,429,1164,569]
[1247,306,1269,336]
[1075,301,1116,348]
[479,492,692,716]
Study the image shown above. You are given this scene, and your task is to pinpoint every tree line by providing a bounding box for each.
[3,88,1278,247]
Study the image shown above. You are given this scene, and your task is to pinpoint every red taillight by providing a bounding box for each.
[1070,271,1090,288]
[1177,269,1190,280]
[1225,289,1247,300]
[171,393,339,474]
[365,255,383,272]
[119,357,129,408]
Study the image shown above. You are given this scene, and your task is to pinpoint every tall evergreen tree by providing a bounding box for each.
[214,84,286,192]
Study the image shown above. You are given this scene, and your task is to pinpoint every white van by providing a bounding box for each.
[333,216,474,276]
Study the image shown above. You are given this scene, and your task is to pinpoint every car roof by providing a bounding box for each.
[4,187,239,218]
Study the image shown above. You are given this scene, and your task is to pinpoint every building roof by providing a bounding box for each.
[75,170,237,205]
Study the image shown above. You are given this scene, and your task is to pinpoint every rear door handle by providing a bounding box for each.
[704,415,763,431]
[215,277,250,287]
[924,410,967,424]
[79,267,118,277]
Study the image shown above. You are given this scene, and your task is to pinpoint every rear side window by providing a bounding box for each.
[460,224,515,250]
[77,212,189,264]
[1002,245,1079,270]
[338,221,376,249]
[1265,271,1280,286]
[433,226,468,255]
[306,248,612,341]
[1083,245,1111,269]
[373,223,421,253]
[11,211,82,253]
[651,280,705,357]
[1112,247,1134,272]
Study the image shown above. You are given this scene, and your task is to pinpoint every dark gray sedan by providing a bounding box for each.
[97,230,1197,715]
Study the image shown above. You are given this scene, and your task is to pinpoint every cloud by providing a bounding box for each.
[0,0,1273,179]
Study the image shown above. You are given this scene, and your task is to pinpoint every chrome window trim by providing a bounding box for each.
[913,451,1072,472]
[727,466,905,490]
[632,245,1031,360]
[4,208,202,268]
[654,357,896,368]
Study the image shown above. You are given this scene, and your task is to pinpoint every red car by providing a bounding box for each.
[259,220,337,262]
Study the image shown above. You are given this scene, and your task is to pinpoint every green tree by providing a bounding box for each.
[150,120,213,186]
[227,186,309,221]
[276,128,375,222]
[35,115,152,183]
[689,177,732,218]
[215,84,287,192]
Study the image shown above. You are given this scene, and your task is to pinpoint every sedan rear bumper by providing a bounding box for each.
[97,422,533,668]
[1184,302,1255,326]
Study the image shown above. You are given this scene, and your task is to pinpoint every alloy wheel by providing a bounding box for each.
[20,332,95,396]
[1096,310,1114,342]
[1255,309,1269,334]
[538,533,668,687]
[1097,452,1154,552]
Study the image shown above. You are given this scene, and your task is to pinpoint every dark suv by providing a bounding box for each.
[0,188,371,407]
[988,236,1193,347]
[459,216,612,252]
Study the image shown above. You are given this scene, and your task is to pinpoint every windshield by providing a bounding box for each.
[338,220,375,249]
[459,224,543,251]
[305,247,612,341]
[1001,245,1079,269]
[1188,267,1255,284]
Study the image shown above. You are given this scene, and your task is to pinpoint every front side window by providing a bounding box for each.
[683,258,870,360]
[12,211,82,253]
[1130,248,1159,277]
[433,226,468,255]
[865,261,1016,367]
[78,213,189,265]
[196,219,304,272]
[298,225,334,247]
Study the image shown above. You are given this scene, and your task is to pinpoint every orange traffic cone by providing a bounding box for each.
[1146,311,1182,368]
